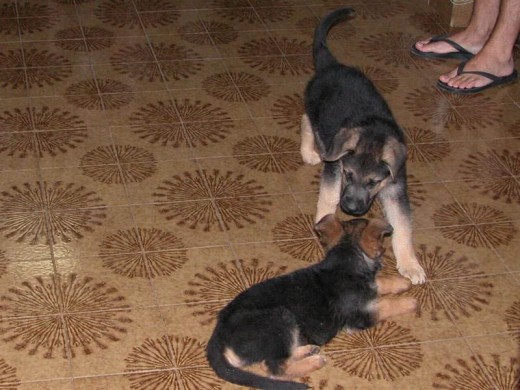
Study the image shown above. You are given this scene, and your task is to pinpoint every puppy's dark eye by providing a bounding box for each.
[367,179,381,188]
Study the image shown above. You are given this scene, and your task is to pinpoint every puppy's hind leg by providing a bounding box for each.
[315,162,342,223]
[376,276,412,296]
[370,297,418,322]
[379,184,426,285]
[300,114,321,165]
[274,354,327,380]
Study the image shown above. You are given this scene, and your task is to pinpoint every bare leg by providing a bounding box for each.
[414,0,500,55]
[440,0,520,90]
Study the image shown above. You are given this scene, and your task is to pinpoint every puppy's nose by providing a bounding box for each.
[341,201,367,216]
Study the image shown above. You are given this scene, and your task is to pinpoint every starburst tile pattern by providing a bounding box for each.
[184,258,287,325]
[99,227,187,278]
[270,92,305,132]
[272,214,322,263]
[432,354,519,389]
[215,6,293,24]
[459,149,520,204]
[327,321,423,381]
[233,135,301,173]
[80,145,157,184]
[55,27,115,52]
[0,49,72,89]
[130,99,234,148]
[1,2,57,36]
[0,181,106,244]
[203,72,270,102]
[404,127,450,162]
[0,273,132,358]
[381,245,494,321]
[433,202,516,248]
[239,37,312,75]
[111,43,203,82]
[153,169,271,231]
[125,335,221,389]
[95,0,179,29]
[0,0,518,386]
[66,79,133,110]
[0,105,88,157]
[179,21,239,45]
[0,250,9,278]
[359,32,420,68]
[0,358,19,389]
[504,300,520,340]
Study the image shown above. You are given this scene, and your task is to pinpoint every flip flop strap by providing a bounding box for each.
[429,35,473,56]
[456,62,500,81]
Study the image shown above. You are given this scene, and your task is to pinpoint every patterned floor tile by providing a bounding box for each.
[0,0,518,388]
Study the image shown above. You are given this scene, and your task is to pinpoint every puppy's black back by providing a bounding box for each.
[305,7,403,154]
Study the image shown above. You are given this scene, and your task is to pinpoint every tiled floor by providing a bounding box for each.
[0,0,518,388]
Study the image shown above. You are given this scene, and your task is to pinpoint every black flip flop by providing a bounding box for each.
[437,62,518,94]
[410,35,474,60]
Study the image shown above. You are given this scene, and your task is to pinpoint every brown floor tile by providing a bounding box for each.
[69,308,167,377]
[198,7,266,32]
[152,245,236,306]
[19,13,81,43]
[92,62,167,93]
[110,125,193,162]
[19,380,74,390]
[162,58,230,91]
[445,334,520,388]
[55,255,157,308]
[0,1,517,388]
[224,194,306,244]
[131,203,230,248]
[450,274,520,337]
[494,228,520,273]
[49,206,135,260]
[78,11,146,39]
[189,118,260,158]
[197,156,294,196]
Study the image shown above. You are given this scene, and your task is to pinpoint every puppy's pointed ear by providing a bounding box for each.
[322,127,360,162]
[314,214,343,249]
[381,137,407,181]
[359,219,393,258]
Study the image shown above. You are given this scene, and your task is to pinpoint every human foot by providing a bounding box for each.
[438,53,517,93]
[411,35,475,60]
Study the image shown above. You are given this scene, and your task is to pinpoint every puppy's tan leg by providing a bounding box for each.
[315,162,341,223]
[300,114,321,165]
[292,344,320,360]
[370,297,418,322]
[276,354,327,379]
[379,190,426,285]
[376,276,412,296]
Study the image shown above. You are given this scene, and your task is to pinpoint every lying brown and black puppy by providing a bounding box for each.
[206,215,418,390]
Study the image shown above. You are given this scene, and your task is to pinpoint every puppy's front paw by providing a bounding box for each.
[397,261,426,285]
[301,148,321,165]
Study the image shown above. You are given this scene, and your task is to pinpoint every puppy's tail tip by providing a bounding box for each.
[313,7,356,72]
[206,333,309,390]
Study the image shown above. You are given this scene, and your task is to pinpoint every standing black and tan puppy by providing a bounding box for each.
[300,8,426,284]
[206,215,417,390]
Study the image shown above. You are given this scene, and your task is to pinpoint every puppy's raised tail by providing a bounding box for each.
[313,8,356,72]
[206,332,308,390]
